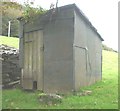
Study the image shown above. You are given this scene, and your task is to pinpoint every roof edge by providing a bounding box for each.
[72,4,104,41]
[58,3,104,41]
[18,3,104,41]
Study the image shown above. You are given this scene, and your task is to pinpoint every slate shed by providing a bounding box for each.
[18,4,104,93]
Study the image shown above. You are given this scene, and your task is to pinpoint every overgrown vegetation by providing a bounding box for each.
[2,48,118,109]
[21,3,46,22]
[2,2,45,37]
[2,2,22,37]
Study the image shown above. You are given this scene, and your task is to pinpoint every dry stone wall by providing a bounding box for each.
[0,44,20,88]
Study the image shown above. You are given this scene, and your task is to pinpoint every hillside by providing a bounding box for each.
[102,44,117,52]
[0,36,19,49]
[1,36,118,109]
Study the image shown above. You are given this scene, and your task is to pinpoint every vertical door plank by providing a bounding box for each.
[22,32,33,89]
[32,31,37,81]
[23,33,29,89]
[37,30,43,90]
[28,32,33,89]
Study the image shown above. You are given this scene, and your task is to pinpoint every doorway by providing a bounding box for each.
[22,30,44,90]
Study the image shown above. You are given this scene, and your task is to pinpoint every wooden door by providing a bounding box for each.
[22,30,43,90]
[22,32,33,89]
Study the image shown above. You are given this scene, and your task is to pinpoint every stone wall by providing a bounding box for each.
[0,44,20,88]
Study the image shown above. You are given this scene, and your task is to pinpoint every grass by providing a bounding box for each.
[1,36,118,109]
[2,50,118,109]
[0,36,19,49]
[0,90,1,110]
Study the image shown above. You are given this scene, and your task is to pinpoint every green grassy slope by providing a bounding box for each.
[2,36,118,109]
[0,36,19,49]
